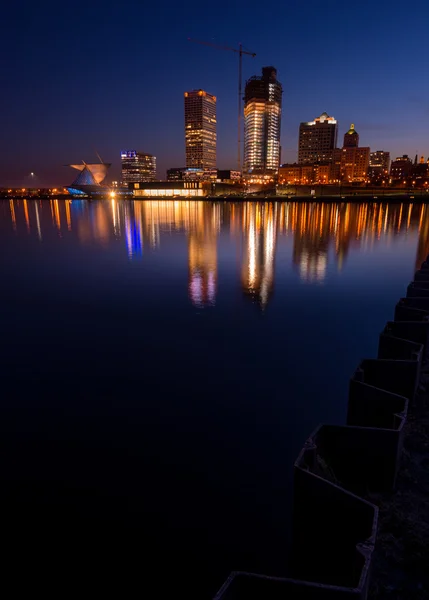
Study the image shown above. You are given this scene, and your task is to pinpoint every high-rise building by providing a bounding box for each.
[298,112,338,164]
[343,124,359,148]
[121,151,156,183]
[243,67,282,178]
[184,89,217,170]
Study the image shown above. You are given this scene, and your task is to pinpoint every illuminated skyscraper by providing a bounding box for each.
[343,124,359,148]
[121,151,156,183]
[298,112,338,164]
[243,67,282,178]
[184,90,217,170]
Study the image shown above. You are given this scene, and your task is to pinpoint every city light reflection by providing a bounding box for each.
[4,199,429,308]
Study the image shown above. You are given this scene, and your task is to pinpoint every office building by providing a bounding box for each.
[368,151,390,183]
[343,124,359,148]
[243,67,283,179]
[121,151,156,183]
[339,125,370,182]
[341,147,370,182]
[298,112,338,164]
[390,155,413,182]
[184,89,217,170]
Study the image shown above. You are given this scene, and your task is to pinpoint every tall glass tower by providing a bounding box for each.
[184,90,217,170]
[243,67,282,179]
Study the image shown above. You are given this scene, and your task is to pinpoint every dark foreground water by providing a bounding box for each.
[0,199,428,596]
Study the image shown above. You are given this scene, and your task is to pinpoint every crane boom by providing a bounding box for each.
[188,38,256,174]
[187,38,255,57]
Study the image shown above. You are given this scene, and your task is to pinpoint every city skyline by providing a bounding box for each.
[1,0,429,187]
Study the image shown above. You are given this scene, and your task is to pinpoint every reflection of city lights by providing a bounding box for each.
[23,199,30,232]
[65,199,72,231]
[34,202,42,241]
[10,200,16,231]
[6,200,428,311]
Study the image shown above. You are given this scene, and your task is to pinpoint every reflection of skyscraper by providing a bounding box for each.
[188,203,218,307]
[241,203,278,308]
[292,204,329,282]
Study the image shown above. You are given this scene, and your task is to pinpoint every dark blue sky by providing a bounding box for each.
[1,0,428,186]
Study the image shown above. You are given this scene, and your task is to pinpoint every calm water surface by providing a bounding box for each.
[1,199,427,596]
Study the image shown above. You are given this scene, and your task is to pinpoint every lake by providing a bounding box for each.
[0,199,427,597]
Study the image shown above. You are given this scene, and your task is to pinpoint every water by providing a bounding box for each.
[0,199,427,596]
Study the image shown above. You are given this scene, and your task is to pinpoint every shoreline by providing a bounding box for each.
[2,194,429,203]
[215,261,429,599]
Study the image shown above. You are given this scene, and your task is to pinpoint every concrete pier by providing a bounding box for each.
[214,254,429,600]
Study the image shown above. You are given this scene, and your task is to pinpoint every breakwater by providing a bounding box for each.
[214,259,429,599]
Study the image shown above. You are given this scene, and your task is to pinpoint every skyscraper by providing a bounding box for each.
[298,112,338,164]
[121,151,156,183]
[184,90,217,170]
[243,67,282,178]
[343,124,359,148]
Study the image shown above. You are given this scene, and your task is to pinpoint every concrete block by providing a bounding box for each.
[307,423,405,493]
[348,379,408,429]
[396,297,429,311]
[414,270,429,282]
[351,358,418,403]
[290,441,377,596]
[378,330,424,363]
[407,283,429,297]
[383,321,429,357]
[394,302,429,321]
[214,570,370,599]
[347,381,407,488]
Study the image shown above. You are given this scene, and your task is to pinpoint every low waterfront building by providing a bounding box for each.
[130,181,207,198]
[166,167,217,182]
[278,164,303,184]
[216,170,241,183]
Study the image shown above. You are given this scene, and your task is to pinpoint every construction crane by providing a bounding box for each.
[188,38,256,173]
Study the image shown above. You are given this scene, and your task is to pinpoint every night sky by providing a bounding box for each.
[2,0,428,186]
